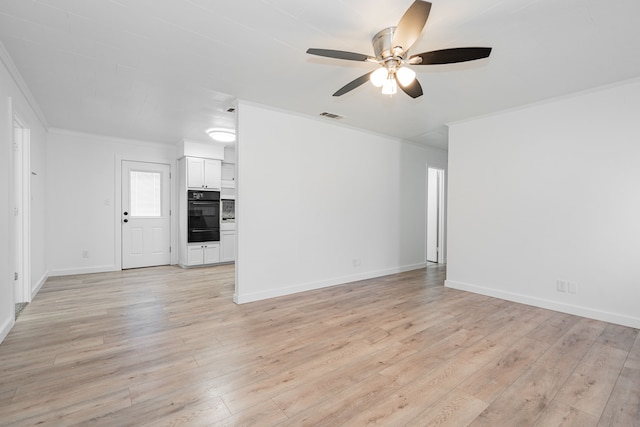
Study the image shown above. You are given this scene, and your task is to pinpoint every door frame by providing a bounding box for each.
[13,113,31,302]
[117,158,176,269]
[426,166,445,264]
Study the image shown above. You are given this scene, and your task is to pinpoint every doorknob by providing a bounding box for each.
[123,219,129,223]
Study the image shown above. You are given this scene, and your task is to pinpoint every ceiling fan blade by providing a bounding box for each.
[411,47,492,65]
[307,48,373,62]
[392,1,432,53]
[333,71,374,96]
[399,78,423,98]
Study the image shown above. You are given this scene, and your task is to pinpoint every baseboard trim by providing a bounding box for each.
[49,265,119,277]
[31,272,48,300]
[445,279,640,329]
[0,315,15,345]
[234,262,427,304]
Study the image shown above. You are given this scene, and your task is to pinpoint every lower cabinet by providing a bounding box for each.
[187,243,220,266]
[220,231,236,262]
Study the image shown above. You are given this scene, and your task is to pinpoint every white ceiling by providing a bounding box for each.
[1,0,639,149]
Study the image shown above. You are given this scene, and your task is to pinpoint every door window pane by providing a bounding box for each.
[130,171,162,217]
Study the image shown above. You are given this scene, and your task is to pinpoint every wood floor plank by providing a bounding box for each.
[406,389,488,427]
[272,340,416,417]
[2,388,132,427]
[128,364,269,406]
[552,342,628,418]
[344,358,482,426]
[0,263,637,426]
[279,373,403,426]
[526,311,582,345]
[623,332,640,371]
[216,399,288,427]
[458,336,551,403]
[468,318,608,426]
[533,402,599,427]
[87,386,231,427]
[597,366,640,427]
[596,323,639,352]
[220,338,378,414]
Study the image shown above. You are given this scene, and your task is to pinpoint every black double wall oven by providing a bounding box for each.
[188,190,220,243]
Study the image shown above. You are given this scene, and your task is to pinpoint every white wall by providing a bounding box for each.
[235,101,446,303]
[0,46,48,343]
[446,78,640,328]
[47,130,177,276]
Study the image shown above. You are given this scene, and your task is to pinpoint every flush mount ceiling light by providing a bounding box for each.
[207,129,236,143]
[306,0,492,98]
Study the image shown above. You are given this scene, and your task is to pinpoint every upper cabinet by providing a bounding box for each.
[187,157,221,189]
[221,163,236,188]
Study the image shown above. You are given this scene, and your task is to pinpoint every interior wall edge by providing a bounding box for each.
[445,279,640,329]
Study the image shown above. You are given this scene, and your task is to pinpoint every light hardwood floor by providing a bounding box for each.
[0,264,638,426]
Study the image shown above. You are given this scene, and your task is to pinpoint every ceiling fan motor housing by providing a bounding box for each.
[372,27,404,62]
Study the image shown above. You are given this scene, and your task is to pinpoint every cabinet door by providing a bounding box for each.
[187,157,205,189]
[187,245,204,266]
[204,159,221,189]
[203,244,220,264]
[221,163,235,181]
[221,163,235,188]
[221,231,235,262]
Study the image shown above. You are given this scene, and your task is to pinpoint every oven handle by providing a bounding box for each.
[190,229,218,233]
[189,201,218,205]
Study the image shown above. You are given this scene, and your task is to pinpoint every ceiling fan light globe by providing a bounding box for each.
[396,67,416,87]
[370,68,388,87]
[381,77,397,95]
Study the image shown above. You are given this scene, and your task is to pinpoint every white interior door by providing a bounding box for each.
[122,161,171,269]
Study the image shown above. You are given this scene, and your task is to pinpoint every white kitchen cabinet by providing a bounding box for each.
[221,163,236,188]
[187,157,221,189]
[203,244,220,264]
[187,243,220,266]
[220,230,236,262]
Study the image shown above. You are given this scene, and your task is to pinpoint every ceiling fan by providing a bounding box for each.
[306,0,492,98]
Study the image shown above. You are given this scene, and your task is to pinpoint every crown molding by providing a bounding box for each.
[0,40,49,129]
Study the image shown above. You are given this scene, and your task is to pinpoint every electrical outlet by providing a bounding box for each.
[352,258,361,267]
[556,280,567,293]
[82,250,89,259]
[568,281,578,294]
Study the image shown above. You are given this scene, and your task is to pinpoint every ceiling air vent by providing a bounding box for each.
[319,112,343,120]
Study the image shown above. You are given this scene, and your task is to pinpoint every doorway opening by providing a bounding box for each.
[427,167,445,264]
[13,115,31,310]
